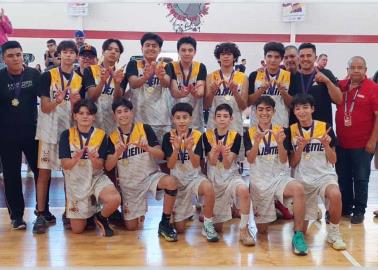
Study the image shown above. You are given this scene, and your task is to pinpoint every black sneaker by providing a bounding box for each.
[34,209,56,224]
[108,209,123,225]
[85,216,96,230]
[11,218,27,230]
[94,212,114,237]
[158,221,178,242]
[62,212,71,230]
[325,210,330,224]
[351,214,364,224]
[33,215,48,234]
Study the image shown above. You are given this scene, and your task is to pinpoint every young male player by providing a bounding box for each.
[202,103,255,246]
[162,102,219,242]
[105,98,179,242]
[245,95,308,255]
[59,99,121,236]
[169,36,207,132]
[33,40,82,234]
[289,94,346,251]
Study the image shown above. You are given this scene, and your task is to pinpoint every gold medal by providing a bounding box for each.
[78,159,86,166]
[266,155,273,161]
[146,86,154,93]
[224,95,231,101]
[216,161,224,169]
[123,159,129,166]
[304,153,311,160]
[11,98,20,107]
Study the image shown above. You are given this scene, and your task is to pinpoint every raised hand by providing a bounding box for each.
[88,147,100,161]
[115,141,127,157]
[184,134,194,151]
[228,80,239,95]
[69,91,81,106]
[113,68,124,84]
[142,62,155,81]
[253,129,266,144]
[296,136,309,151]
[276,81,287,94]
[135,136,149,152]
[258,80,270,93]
[155,62,166,81]
[314,67,330,84]
[100,66,111,84]
[170,131,182,150]
[55,88,67,104]
[209,77,223,94]
[272,128,286,144]
[73,147,86,160]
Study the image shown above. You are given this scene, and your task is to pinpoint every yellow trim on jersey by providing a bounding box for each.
[205,129,237,147]
[290,120,327,140]
[255,68,291,87]
[109,122,147,146]
[170,129,202,150]
[172,61,201,81]
[248,124,282,144]
[211,70,245,85]
[68,127,105,148]
[49,67,82,93]
[89,64,101,82]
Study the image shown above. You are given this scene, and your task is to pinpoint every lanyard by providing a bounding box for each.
[58,67,74,92]
[214,128,229,161]
[176,129,192,164]
[300,70,316,94]
[219,70,235,95]
[297,122,314,153]
[344,80,360,116]
[258,124,272,154]
[8,69,25,100]
[265,69,280,95]
[179,62,193,87]
[78,127,95,158]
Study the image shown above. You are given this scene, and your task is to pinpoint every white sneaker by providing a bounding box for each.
[202,221,219,242]
[240,226,256,246]
[327,224,346,250]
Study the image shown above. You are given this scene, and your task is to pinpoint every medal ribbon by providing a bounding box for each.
[258,124,272,155]
[297,121,314,154]
[78,127,95,159]
[344,80,360,117]
[214,128,229,162]
[265,69,280,95]
[8,69,25,102]
[300,70,316,94]
[179,62,193,87]
[118,124,135,159]
[219,70,235,96]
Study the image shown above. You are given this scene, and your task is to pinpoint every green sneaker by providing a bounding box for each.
[292,231,308,256]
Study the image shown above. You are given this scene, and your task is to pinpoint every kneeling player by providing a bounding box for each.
[162,102,219,242]
[203,104,255,246]
[245,96,308,255]
[59,99,121,236]
[105,98,178,242]
[289,94,346,251]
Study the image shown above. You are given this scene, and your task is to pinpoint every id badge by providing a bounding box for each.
[344,114,352,127]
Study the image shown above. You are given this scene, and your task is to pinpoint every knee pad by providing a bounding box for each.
[164,189,178,196]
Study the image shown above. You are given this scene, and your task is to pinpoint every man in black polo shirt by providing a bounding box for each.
[0,41,41,229]
[295,43,342,125]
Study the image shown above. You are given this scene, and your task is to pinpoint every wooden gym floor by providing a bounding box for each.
[0,170,377,268]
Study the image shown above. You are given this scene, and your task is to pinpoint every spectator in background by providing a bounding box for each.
[235,58,246,73]
[317,54,328,70]
[0,8,13,70]
[74,30,85,49]
[283,45,299,74]
[44,39,60,70]
[35,64,42,73]
[76,44,98,98]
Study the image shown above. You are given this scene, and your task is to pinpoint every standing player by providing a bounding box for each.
[248,42,297,128]
[162,102,219,242]
[83,38,125,134]
[203,104,255,246]
[105,99,179,242]
[59,99,121,236]
[205,42,248,136]
[125,32,173,144]
[289,94,346,250]
[169,36,207,132]
[245,95,308,255]
[33,40,82,234]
